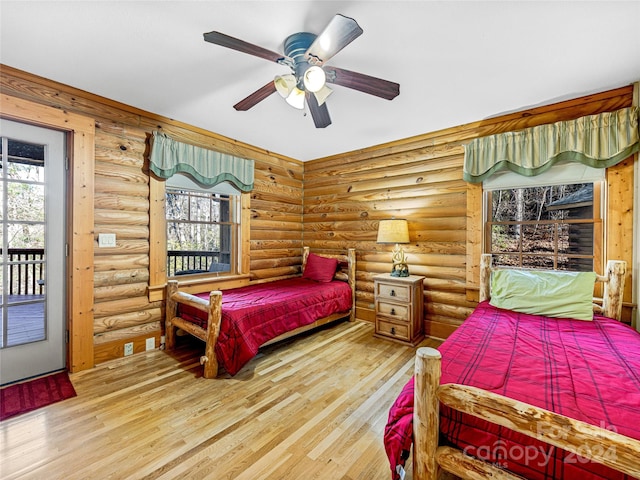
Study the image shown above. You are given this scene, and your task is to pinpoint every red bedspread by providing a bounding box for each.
[384,301,640,480]
[177,278,352,376]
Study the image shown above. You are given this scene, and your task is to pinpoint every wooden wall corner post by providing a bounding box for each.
[202,291,222,379]
[165,280,178,350]
[414,347,442,480]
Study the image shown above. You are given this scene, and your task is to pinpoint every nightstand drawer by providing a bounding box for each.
[377,283,410,301]
[374,273,424,346]
[376,318,410,341]
[376,301,409,321]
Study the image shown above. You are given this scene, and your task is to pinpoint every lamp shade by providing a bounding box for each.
[313,85,333,106]
[377,219,409,244]
[285,87,306,110]
[274,74,296,98]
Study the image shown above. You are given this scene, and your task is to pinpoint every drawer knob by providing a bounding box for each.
[390,289,396,297]
[390,308,396,315]
[391,327,396,335]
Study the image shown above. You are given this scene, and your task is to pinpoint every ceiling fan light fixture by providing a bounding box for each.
[285,87,306,110]
[313,85,333,106]
[303,65,326,93]
[204,13,399,127]
[274,74,296,98]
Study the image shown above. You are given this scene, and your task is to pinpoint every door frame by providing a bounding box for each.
[0,94,95,373]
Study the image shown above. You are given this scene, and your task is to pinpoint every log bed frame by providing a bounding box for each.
[412,254,640,480]
[165,247,356,379]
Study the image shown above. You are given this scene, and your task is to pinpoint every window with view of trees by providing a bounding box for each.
[485,182,602,272]
[165,188,239,277]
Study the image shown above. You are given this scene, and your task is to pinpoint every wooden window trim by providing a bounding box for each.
[148,176,250,302]
[468,171,632,316]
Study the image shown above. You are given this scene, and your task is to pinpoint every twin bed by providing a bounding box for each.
[385,255,640,480]
[165,246,640,479]
[165,247,355,378]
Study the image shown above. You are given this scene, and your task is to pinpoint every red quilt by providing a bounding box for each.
[384,301,640,480]
[177,278,352,375]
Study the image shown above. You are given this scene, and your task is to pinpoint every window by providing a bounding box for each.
[164,171,243,277]
[482,163,605,272]
[165,187,239,277]
[148,175,250,301]
[484,182,602,272]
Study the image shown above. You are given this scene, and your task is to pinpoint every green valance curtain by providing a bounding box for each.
[149,131,254,192]
[463,107,640,183]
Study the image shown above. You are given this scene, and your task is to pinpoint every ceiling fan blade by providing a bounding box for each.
[324,66,400,100]
[204,31,286,63]
[306,92,331,128]
[305,14,363,65]
[233,81,277,111]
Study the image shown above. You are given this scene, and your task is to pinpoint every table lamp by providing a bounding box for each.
[377,219,410,277]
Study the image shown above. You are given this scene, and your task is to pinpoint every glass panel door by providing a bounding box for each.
[0,119,66,384]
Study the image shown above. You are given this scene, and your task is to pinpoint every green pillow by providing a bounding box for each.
[490,269,596,321]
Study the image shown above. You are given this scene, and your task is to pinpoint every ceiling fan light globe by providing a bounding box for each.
[303,66,326,93]
[274,74,296,98]
[285,87,306,110]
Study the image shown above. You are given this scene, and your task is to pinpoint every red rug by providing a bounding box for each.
[0,371,76,421]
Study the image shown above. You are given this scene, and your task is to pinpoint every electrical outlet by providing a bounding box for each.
[145,337,155,351]
[124,342,134,356]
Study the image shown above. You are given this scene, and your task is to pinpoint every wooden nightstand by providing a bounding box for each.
[374,273,425,346]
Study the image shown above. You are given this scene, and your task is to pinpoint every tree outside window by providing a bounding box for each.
[165,188,238,276]
[485,182,601,272]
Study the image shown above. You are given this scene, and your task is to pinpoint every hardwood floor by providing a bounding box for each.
[0,319,441,479]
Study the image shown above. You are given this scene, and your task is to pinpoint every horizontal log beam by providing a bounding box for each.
[437,384,640,478]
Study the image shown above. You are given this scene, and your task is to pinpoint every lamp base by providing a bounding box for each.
[390,262,410,277]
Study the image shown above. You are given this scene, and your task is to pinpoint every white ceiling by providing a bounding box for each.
[1,1,639,161]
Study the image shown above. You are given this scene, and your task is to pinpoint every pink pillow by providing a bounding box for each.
[302,253,338,283]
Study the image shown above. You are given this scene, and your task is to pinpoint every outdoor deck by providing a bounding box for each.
[0,295,45,347]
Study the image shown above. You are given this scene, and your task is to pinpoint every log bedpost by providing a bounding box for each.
[202,291,222,379]
[414,347,442,480]
[166,280,179,350]
[602,260,626,321]
[479,254,492,303]
[302,246,310,269]
[347,248,356,322]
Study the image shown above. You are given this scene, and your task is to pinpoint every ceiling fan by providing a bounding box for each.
[203,14,400,128]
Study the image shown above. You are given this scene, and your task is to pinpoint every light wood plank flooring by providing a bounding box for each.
[0,319,441,480]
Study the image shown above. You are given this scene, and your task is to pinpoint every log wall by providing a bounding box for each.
[1,65,635,366]
[0,65,303,366]
[304,86,636,338]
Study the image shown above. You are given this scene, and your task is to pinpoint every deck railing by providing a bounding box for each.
[2,249,230,292]
[167,250,230,276]
[1,248,46,295]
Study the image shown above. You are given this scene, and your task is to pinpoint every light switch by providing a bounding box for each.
[98,233,116,247]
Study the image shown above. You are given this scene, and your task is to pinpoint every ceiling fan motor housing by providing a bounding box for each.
[284,32,317,89]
